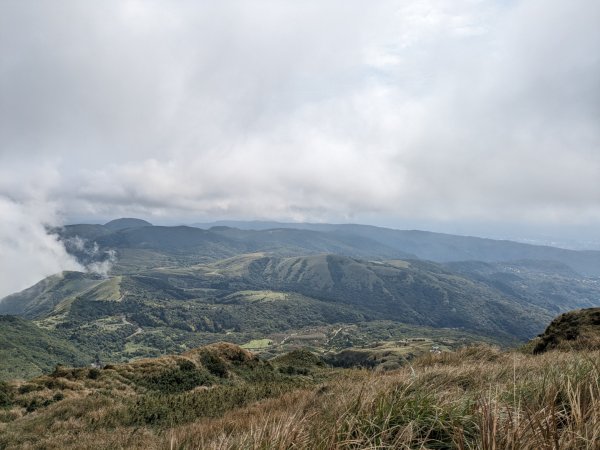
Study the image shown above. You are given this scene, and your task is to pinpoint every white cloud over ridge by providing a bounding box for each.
[0,0,599,293]
[0,196,83,298]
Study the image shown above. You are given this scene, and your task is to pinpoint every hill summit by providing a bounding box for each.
[533,307,600,353]
[104,218,153,231]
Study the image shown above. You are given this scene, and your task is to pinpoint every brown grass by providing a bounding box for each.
[161,347,600,450]
[1,346,600,449]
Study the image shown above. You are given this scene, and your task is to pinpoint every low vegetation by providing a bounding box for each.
[1,340,600,449]
[0,316,90,380]
[532,307,600,354]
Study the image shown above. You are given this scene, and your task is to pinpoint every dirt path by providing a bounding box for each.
[326,326,344,345]
[122,315,143,340]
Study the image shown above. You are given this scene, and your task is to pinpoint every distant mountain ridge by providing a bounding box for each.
[193,221,600,276]
[104,218,153,231]
[54,218,600,276]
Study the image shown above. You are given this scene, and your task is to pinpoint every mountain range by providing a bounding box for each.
[2,218,600,379]
[55,218,600,276]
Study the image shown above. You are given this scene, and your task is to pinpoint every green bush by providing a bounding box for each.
[0,382,13,407]
[18,383,43,395]
[138,361,212,394]
[200,353,228,378]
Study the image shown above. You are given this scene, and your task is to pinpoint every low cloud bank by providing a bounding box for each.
[0,196,83,299]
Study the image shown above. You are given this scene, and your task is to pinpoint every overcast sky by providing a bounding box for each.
[1,0,599,296]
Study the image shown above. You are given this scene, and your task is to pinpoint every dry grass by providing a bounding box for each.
[1,346,600,449]
[164,347,600,450]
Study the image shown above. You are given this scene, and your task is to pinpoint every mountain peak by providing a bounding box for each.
[104,218,153,231]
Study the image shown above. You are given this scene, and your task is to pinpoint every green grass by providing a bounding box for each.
[81,277,122,302]
[225,290,287,303]
[241,339,273,349]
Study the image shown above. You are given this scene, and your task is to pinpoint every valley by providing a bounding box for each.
[2,220,600,380]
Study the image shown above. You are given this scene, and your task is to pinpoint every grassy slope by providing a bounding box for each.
[0,316,90,380]
[1,343,599,449]
[0,272,103,319]
[0,342,331,448]
[531,307,600,353]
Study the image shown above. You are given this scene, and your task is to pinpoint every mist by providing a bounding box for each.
[0,197,82,298]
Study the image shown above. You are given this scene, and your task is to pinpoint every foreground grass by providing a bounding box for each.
[163,347,600,450]
[1,346,600,449]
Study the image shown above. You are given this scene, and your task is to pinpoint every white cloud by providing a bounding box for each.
[0,196,83,298]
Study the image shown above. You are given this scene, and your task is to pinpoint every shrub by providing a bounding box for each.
[18,383,43,395]
[0,382,13,407]
[200,353,228,378]
[138,361,212,394]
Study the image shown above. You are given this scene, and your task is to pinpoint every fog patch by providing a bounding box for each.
[85,249,117,277]
[62,235,117,278]
[0,196,83,299]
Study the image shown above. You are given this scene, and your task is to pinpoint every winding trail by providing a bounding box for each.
[121,315,143,340]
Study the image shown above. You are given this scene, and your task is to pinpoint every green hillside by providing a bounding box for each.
[179,253,551,339]
[54,219,600,276]
[0,316,90,380]
[0,271,104,319]
[0,253,557,366]
[3,220,600,378]
[446,260,600,314]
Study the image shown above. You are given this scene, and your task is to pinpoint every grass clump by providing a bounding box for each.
[135,359,212,394]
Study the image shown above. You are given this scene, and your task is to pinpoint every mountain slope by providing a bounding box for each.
[1,253,555,365]
[177,253,551,340]
[0,316,90,380]
[445,260,600,314]
[532,307,600,353]
[0,271,104,319]
[194,221,600,276]
[104,218,153,231]
[55,223,415,273]
[50,219,600,276]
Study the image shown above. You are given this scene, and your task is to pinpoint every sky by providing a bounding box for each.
[0,0,599,296]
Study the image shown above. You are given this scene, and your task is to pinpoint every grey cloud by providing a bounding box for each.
[0,0,599,260]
